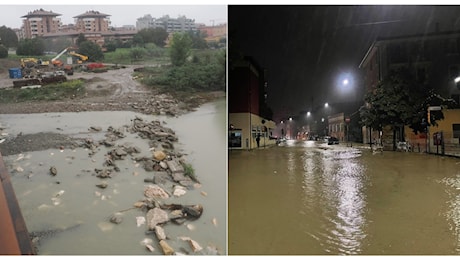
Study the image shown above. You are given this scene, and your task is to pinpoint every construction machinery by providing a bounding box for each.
[20,58,50,68]
[68,51,88,64]
[51,47,71,67]
[51,47,88,67]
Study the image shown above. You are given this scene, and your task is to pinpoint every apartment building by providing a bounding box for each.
[20,9,136,49]
[359,29,460,150]
[21,9,62,38]
[136,14,197,32]
[73,10,110,32]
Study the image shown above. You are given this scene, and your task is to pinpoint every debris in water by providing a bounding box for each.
[54,190,65,197]
[49,166,57,176]
[16,166,24,172]
[212,217,218,227]
[186,224,196,231]
[200,191,208,197]
[96,183,108,189]
[140,238,153,246]
[188,239,203,252]
[145,244,155,252]
[136,216,146,227]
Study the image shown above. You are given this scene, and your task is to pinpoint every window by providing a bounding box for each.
[453,124,460,138]
[229,130,242,148]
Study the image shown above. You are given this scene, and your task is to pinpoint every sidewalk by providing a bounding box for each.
[0,153,35,255]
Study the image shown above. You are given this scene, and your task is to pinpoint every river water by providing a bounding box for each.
[1,98,226,255]
[229,140,460,255]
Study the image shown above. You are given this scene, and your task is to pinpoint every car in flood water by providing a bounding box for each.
[327,137,339,145]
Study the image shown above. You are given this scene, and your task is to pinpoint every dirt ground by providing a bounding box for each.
[0,63,224,114]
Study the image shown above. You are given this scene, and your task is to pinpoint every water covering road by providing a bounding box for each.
[229,140,460,255]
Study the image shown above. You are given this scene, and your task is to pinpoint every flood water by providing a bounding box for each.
[1,98,226,255]
[228,140,460,255]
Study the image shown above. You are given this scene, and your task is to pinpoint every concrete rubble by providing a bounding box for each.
[79,117,212,255]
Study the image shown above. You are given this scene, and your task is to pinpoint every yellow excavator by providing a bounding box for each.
[69,51,89,64]
[20,58,49,69]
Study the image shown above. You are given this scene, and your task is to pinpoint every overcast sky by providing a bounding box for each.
[0,3,227,28]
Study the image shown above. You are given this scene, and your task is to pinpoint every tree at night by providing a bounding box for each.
[360,67,455,149]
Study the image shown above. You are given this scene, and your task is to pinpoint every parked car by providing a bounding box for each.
[328,137,339,145]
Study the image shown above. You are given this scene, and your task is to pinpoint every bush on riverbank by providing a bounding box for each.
[140,49,226,92]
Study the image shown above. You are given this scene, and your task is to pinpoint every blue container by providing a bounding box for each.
[8,68,22,79]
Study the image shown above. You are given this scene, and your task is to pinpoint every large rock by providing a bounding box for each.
[166,160,184,173]
[144,184,169,199]
[153,150,166,161]
[154,225,166,240]
[146,208,169,230]
[159,240,174,255]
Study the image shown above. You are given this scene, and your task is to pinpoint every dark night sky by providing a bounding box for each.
[229,5,460,122]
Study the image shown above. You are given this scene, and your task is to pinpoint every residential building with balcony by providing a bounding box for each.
[73,10,111,32]
[21,9,62,38]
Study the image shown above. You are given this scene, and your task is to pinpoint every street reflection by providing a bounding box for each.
[229,142,460,255]
[440,174,460,253]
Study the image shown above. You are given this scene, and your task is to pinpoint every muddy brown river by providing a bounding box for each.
[1,98,226,255]
[228,140,460,255]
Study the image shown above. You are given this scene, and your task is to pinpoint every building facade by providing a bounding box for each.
[21,9,62,38]
[359,30,460,150]
[229,56,276,149]
[20,9,137,50]
[73,10,111,32]
[136,15,197,33]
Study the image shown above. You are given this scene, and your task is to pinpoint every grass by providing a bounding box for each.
[103,47,170,66]
[182,162,199,183]
[0,79,85,103]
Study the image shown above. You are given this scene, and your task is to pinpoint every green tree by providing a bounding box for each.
[359,67,455,149]
[130,47,147,61]
[136,27,168,47]
[104,40,117,52]
[151,27,168,47]
[78,41,104,62]
[76,33,87,47]
[169,32,192,67]
[187,30,208,49]
[132,34,144,47]
[0,45,7,58]
[0,26,18,49]
[16,38,45,56]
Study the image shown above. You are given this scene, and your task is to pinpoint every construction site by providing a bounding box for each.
[9,46,105,88]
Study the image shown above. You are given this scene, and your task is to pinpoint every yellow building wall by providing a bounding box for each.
[229,112,277,149]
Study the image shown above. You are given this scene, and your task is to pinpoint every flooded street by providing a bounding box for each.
[0,98,226,255]
[229,140,460,255]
